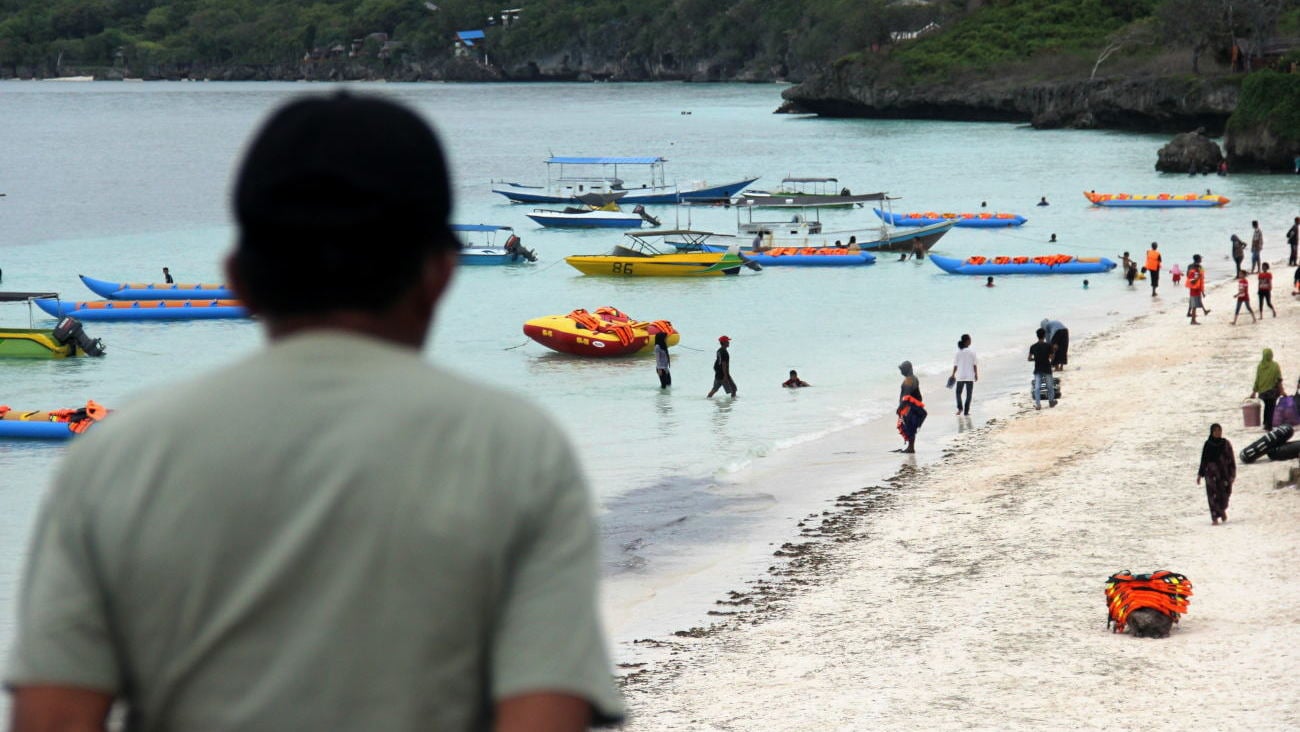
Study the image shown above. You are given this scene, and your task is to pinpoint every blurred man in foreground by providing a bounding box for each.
[6,93,623,731]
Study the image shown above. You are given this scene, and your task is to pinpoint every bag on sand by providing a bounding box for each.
[1275,395,1300,427]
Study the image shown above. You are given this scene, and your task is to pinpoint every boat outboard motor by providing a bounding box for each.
[52,317,107,357]
[633,204,661,227]
[503,234,537,263]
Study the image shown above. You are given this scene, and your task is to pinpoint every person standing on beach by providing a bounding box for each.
[1286,216,1298,267]
[1041,318,1069,371]
[1249,348,1285,430]
[162,266,174,284]
[896,361,925,453]
[950,334,978,416]
[1250,220,1263,273]
[1028,328,1057,409]
[1196,423,1236,525]
[1232,271,1257,324]
[1145,242,1162,297]
[654,331,671,388]
[1121,251,1137,286]
[707,335,737,397]
[4,94,624,731]
[1187,254,1209,324]
[1258,262,1277,318]
[1231,234,1246,278]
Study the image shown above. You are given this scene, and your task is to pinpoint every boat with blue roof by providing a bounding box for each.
[492,156,757,205]
[454,224,537,265]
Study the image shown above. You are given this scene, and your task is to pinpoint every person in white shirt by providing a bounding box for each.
[950,333,979,416]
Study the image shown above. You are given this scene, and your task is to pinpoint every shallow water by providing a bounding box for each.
[1,81,1296,662]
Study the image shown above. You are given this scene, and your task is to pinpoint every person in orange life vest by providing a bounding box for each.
[1257,262,1277,317]
[1232,271,1257,325]
[1144,242,1162,297]
[1186,255,1209,324]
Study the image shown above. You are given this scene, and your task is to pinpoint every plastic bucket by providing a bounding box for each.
[1242,400,1262,428]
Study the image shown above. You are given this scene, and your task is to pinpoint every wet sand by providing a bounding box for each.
[620,269,1300,730]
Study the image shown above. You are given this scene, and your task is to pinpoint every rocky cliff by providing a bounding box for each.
[1223,71,1300,172]
[782,66,1241,134]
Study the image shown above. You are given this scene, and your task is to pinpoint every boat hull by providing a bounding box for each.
[700,245,876,266]
[80,275,233,300]
[1084,191,1229,208]
[460,248,535,265]
[522,314,680,357]
[930,254,1117,275]
[565,253,743,277]
[0,420,78,440]
[36,298,249,320]
[525,211,643,228]
[494,177,759,205]
[873,209,1026,228]
[0,329,82,358]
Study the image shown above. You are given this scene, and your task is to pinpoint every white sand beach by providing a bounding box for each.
[621,270,1300,730]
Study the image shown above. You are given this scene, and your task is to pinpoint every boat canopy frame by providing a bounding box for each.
[1,291,61,328]
[544,156,669,189]
[621,229,734,255]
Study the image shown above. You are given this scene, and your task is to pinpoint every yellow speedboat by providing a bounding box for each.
[565,230,753,277]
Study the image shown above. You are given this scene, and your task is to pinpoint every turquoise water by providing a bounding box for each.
[1,81,1297,660]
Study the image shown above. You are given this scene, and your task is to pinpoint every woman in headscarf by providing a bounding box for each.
[1249,348,1284,430]
[896,361,926,453]
[1041,318,1068,371]
[1196,423,1235,525]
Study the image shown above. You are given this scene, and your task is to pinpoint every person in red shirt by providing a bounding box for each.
[1232,272,1257,324]
[1186,255,1209,325]
[1258,262,1277,317]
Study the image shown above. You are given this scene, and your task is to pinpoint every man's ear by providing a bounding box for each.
[421,250,458,310]
[224,253,260,316]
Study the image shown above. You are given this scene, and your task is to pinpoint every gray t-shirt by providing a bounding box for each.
[6,331,623,730]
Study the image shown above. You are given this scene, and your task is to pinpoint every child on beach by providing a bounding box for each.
[1232,272,1257,324]
[1170,263,1182,285]
[1186,255,1209,324]
[1120,252,1137,286]
[1258,263,1276,317]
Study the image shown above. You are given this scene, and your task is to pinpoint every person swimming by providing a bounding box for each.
[986,276,995,288]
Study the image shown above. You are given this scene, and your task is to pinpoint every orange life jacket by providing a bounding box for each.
[1145,250,1161,270]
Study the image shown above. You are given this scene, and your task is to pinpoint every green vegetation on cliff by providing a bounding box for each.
[1228,69,1300,145]
[0,0,946,77]
[892,0,1159,80]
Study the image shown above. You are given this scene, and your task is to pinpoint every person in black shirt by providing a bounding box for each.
[707,336,737,397]
[163,267,174,284]
[1028,328,1057,409]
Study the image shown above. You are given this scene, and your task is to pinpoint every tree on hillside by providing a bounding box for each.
[1156,0,1228,73]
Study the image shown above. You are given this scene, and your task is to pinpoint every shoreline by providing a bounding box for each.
[618,261,1300,729]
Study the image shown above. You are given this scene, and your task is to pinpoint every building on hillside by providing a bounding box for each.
[454,30,487,60]
[1231,36,1299,72]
